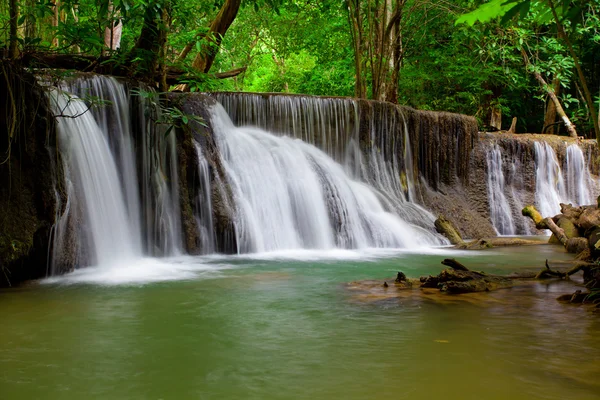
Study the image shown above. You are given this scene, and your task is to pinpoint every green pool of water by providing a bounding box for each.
[1,244,599,400]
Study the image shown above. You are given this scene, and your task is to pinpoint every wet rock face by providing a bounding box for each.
[173,93,238,254]
[0,62,60,286]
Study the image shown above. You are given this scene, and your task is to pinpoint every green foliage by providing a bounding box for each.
[130,87,206,137]
[0,0,597,135]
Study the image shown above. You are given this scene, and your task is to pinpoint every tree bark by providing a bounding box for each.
[8,0,19,58]
[347,0,366,98]
[190,0,241,74]
[543,77,560,134]
[104,2,123,54]
[520,48,577,138]
[128,0,170,82]
[52,0,60,47]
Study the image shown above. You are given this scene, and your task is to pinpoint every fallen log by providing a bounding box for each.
[441,258,469,271]
[434,215,464,245]
[420,259,589,294]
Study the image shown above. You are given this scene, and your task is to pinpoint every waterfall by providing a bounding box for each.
[209,103,446,252]
[534,142,566,218]
[49,89,141,267]
[485,140,597,236]
[211,92,442,235]
[565,144,593,205]
[194,143,215,254]
[486,145,515,235]
[49,76,183,272]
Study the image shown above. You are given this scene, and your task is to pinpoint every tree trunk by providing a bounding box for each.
[520,48,577,138]
[52,0,60,47]
[490,106,502,130]
[104,2,123,54]
[72,4,80,53]
[190,0,241,74]
[8,0,19,58]
[347,0,366,98]
[544,77,560,134]
[128,0,170,81]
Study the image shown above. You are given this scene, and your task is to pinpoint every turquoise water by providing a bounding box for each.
[1,244,599,400]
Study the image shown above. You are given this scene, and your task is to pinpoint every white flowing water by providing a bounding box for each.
[209,104,446,253]
[486,141,597,235]
[565,144,593,205]
[49,90,141,266]
[66,76,143,252]
[535,142,566,218]
[213,92,440,235]
[486,145,515,235]
[194,143,216,254]
[49,76,184,272]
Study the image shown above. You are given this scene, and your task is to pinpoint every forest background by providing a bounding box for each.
[1,0,599,137]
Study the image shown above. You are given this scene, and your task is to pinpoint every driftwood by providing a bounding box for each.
[420,259,512,294]
[419,258,590,294]
[441,258,469,271]
[434,215,464,245]
[522,205,548,229]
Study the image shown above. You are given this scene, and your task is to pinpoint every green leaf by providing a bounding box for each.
[456,0,520,26]
[500,3,523,25]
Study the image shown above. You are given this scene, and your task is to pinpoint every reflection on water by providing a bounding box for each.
[1,244,599,400]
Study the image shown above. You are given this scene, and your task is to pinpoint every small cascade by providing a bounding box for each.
[565,144,593,205]
[486,145,515,235]
[136,94,183,256]
[193,143,215,254]
[213,93,359,163]
[485,140,597,236]
[49,90,141,268]
[209,103,446,252]
[535,142,566,218]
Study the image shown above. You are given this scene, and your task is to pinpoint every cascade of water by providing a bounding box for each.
[534,142,566,218]
[209,103,446,252]
[65,76,143,251]
[565,144,593,205]
[49,90,141,266]
[136,94,183,256]
[193,143,215,254]
[507,156,534,235]
[213,93,359,163]
[213,93,440,235]
[49,76,184,272]
[486,145,516,235]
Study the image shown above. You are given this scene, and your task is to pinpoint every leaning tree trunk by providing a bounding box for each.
[520,48,577,138]
[544,77,560,134]
[190,0,241,74]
